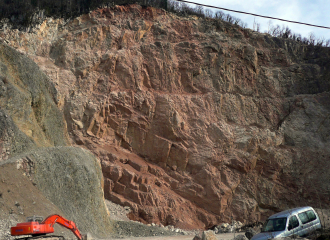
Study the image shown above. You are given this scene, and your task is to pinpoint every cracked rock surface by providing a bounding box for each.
[1,3,330,232]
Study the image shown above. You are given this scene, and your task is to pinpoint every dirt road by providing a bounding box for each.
[109,232,245,240]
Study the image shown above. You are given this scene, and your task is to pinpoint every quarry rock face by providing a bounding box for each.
[13,146,113,237]
[0,42,67,157]
[2,4,330,229]
[0,42,112,238]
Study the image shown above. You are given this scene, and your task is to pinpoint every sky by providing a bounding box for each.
[182,0,330,41]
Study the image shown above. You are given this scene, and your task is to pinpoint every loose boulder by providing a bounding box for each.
[202,230,217,240]
[245,228,257,240]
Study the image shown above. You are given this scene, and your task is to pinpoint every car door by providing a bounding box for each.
[298,211,313,236]
[287,215,301,237]
[300,210,320,235]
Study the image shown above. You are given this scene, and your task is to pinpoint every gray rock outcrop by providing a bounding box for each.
[0,42,112,239]
[8,146,112,237]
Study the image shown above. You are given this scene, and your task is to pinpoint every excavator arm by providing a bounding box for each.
[42,214,83,240]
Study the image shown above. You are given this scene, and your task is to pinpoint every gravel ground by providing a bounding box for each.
[0,200,198,240]
[106,233,245,240]
[106,200,131,222]
[0,214,19,240]
[105,200,199,239]
[4,200,329,240]
[3,200,330,240]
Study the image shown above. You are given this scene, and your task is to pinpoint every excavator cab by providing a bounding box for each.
[26,216,44,223]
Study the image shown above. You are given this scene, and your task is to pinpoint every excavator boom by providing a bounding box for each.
[11,214,84,240]
[42,214,83,239]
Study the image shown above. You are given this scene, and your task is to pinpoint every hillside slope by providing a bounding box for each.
[0,42,112,239]
[1,4,330,230]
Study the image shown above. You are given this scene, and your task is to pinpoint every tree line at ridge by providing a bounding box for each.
[0,0,167,25]
[1,0,329,47]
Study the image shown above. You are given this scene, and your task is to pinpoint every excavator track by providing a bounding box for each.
[15,235,65,240]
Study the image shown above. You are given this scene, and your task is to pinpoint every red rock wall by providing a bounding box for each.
[2,4,330,230]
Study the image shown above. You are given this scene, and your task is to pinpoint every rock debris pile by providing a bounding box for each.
[0,217,18,240]
[213,221,244,234]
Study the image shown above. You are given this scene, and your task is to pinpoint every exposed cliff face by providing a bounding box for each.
[9,146,112,237]
[0,42,67,156]
[2,4,330,230]
[0,42,112,238]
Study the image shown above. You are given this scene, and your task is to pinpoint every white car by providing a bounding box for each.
[251,206,321,240]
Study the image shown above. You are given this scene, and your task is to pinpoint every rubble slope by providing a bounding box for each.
[0,42,112,238]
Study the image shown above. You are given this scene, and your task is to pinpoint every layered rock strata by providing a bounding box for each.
[1,4,330,229]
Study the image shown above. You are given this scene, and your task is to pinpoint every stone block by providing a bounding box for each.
[113,182,126,195]
[167,144,188,171]
[127,121,147,151]
[202,230,217,240]
[128,159,148,173]
[143,134,171,163]
[103,178,114,199]
[139,183,150,192]
[102,163,122,182]
[124,188,142,205]
[120,168,136,185]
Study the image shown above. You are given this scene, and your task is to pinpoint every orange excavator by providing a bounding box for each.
[11,214,85,240]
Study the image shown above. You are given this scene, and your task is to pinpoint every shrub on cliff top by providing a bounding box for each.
[0,0,167,26]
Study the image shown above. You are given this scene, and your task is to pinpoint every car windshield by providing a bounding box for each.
[261,218,287,232]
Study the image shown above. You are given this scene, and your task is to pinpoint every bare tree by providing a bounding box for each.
[325,39,330,47]
[253,18,260,32]
[309,32,316,45]
[239,21,247,28]
[204,8,213,18]
[214,10,225,20]
[194,5,204,17]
